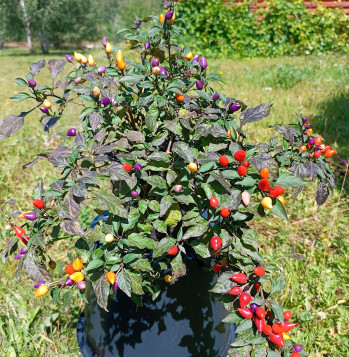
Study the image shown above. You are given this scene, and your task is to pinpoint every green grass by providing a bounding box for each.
[0,48,348,356]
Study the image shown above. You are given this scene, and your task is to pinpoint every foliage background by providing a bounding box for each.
[0,0,348,356]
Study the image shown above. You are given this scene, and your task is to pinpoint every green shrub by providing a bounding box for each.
[177,0,349,58]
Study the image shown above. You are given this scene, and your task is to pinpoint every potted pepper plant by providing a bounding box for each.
[0,1,335,356]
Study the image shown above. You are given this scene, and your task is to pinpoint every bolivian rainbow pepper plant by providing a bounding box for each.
[0,1,335,356]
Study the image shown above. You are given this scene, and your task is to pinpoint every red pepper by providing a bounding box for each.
[20,236,30,246]
[258,178,270,191]
[253,316,265,333]
[237,307,253,319]
[272,323,283,334]
[269,185,285,198]
[209,196,219,208]
[229,286,241,295]
[283,321,298,332]
[212,264,221,273]
[283,310,292,320]
[123,162,132,172]
[239,292,251,308]
[256,307,266,319]
[231,273,247,284]
[254,266,265,276]
[32,200,45,209]
[210,236,222,251]
[234,150,246,162]
[269,333,285,347]
[263,324,272,335]
[14,226,25,237]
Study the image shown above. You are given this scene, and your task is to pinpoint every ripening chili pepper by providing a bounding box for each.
[220,208,231,217]
[325,149,336,158]
[314,150,321,158]
[291,353,301,357]
[209,196,219,208]
[116,50,123,61]
[256,307,266,319]
[278,196,285,206]
[72,258,83,271]
[283,321,298,332]
[65,265,75,275]
[188,162,198,173]
[234,150,246,162]
[74,52,81,62]
[263,324,272,335]
[283,310,292,320]
[282,332,291,340]
[185,51,193,60]
[70,273,84,285]
[117,59,127,71]
[176,91,184,102]
[241,191,251,207]
[43,99,51,109]
[269,185,285,198]
[80,55,87,64]
[231,273,247,284]
[237,307,253,319]
[210,236,222,251]
[254,266,265,277]
[92,86,101,97]
[88,55,95,66]
[164,275,172,283]
[261,197,273,209]
[306,128,313,135]
[105,42,112,54]
[272,323,283,334]
[32,200,45,209]
[14,226,25,237]
[314,135,322,145]
[260,168,269,179]
[212,264,221,273]
[258,179,271,191]
[269,333,285,347]
[243,161,250,167]
[106,271,116,285]
[322,145,331,153]
[300,146,306,152]
[220,258,227,266]
[253,316,265,333]
[167,246,178,255]
[219,155,229,166]
[229,286,241,295]
[159,14,165,23]
[293,345,303,353]
[35,284,48,298]
[239,293,251,307]
[123,162,132,172]
[237,166,247,176]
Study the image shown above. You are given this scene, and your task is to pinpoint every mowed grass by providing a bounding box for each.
[0,48,348,356]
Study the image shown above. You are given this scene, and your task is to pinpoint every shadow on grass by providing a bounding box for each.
[312,92,349,158]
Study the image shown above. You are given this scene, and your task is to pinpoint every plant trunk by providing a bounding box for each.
[19,0,34,54]
[38,30,49,54]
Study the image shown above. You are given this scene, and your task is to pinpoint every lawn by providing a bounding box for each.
[0,47,348,357]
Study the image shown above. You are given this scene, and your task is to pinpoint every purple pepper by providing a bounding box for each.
[28,79,36,88]
[102,37,107,47]
[196,80,203,90]
[152,58,159,67]
[40,107,49,114]
[65,278,74,286]
[66,128,77,137]
[160,66,167,77]
[250,303,259,312]
[113,281,118,291]
[23,212,37,221]
[231,103,242,112]
[316,145,322,151]
[136,19,141,27]
[65,54,73,63]
[212,93,220,102]
[301,116,308,123]
[191,55,200,64]
[101,97,110,106]
[293,345,303,352]
[15,253,24,260]
[221,266,229,272]
[74,77,82,85]
[304,131,308,135]
[131,190,139,198]
[77,281,86,290]
[97,65,106,74]
[199,56,207,69]
[165,10,174,20]
[144,42,150,50]
[34,281,46,288]
[243,285,250,291]
[134,163,142,171]
[20,247,28,255]
[308,137,315,146]
[305,124,311,129]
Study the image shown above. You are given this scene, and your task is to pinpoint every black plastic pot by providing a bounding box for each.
[77,214,235,357]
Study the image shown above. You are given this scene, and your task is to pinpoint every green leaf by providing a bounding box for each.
[130,258,152,271]
[222,311,243,323]
[148,200,160,212]
[121,207,140,232]
[117,270,132,297]
[127,233,157,250]
[75,238,90,262]
[93,278,110,311]
[152,219,168,234]
[119,74,144,83]
[195,90,211,102]
[168,78,186,90]
[79,107,94,119]
[267,352,281,357]
[14,78,28,87]
[209,272,233,293]
[198,161,215,173]
[95,192,128,218]
[190,242,211,258]
[235,176,256,187]
[171,253,186,279]
[182,220,209,240]
[270,199,288,221]
[165,209,182,228]
[270,273,286,295]
[160,195,173,217]
[145,175,167,189]
[145,108,159,132]
[172,142,195,163]
[275,172,309,188]
[236,319,253,333]
[153,237,177,258]
[241,229,259,251]
[128,271,144,295]
[10,92,31,102]
[138,200,148,214]
[86,259,105,272]
[270,301,284,323]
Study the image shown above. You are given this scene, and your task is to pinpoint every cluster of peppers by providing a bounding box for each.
[299,116,336,159]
